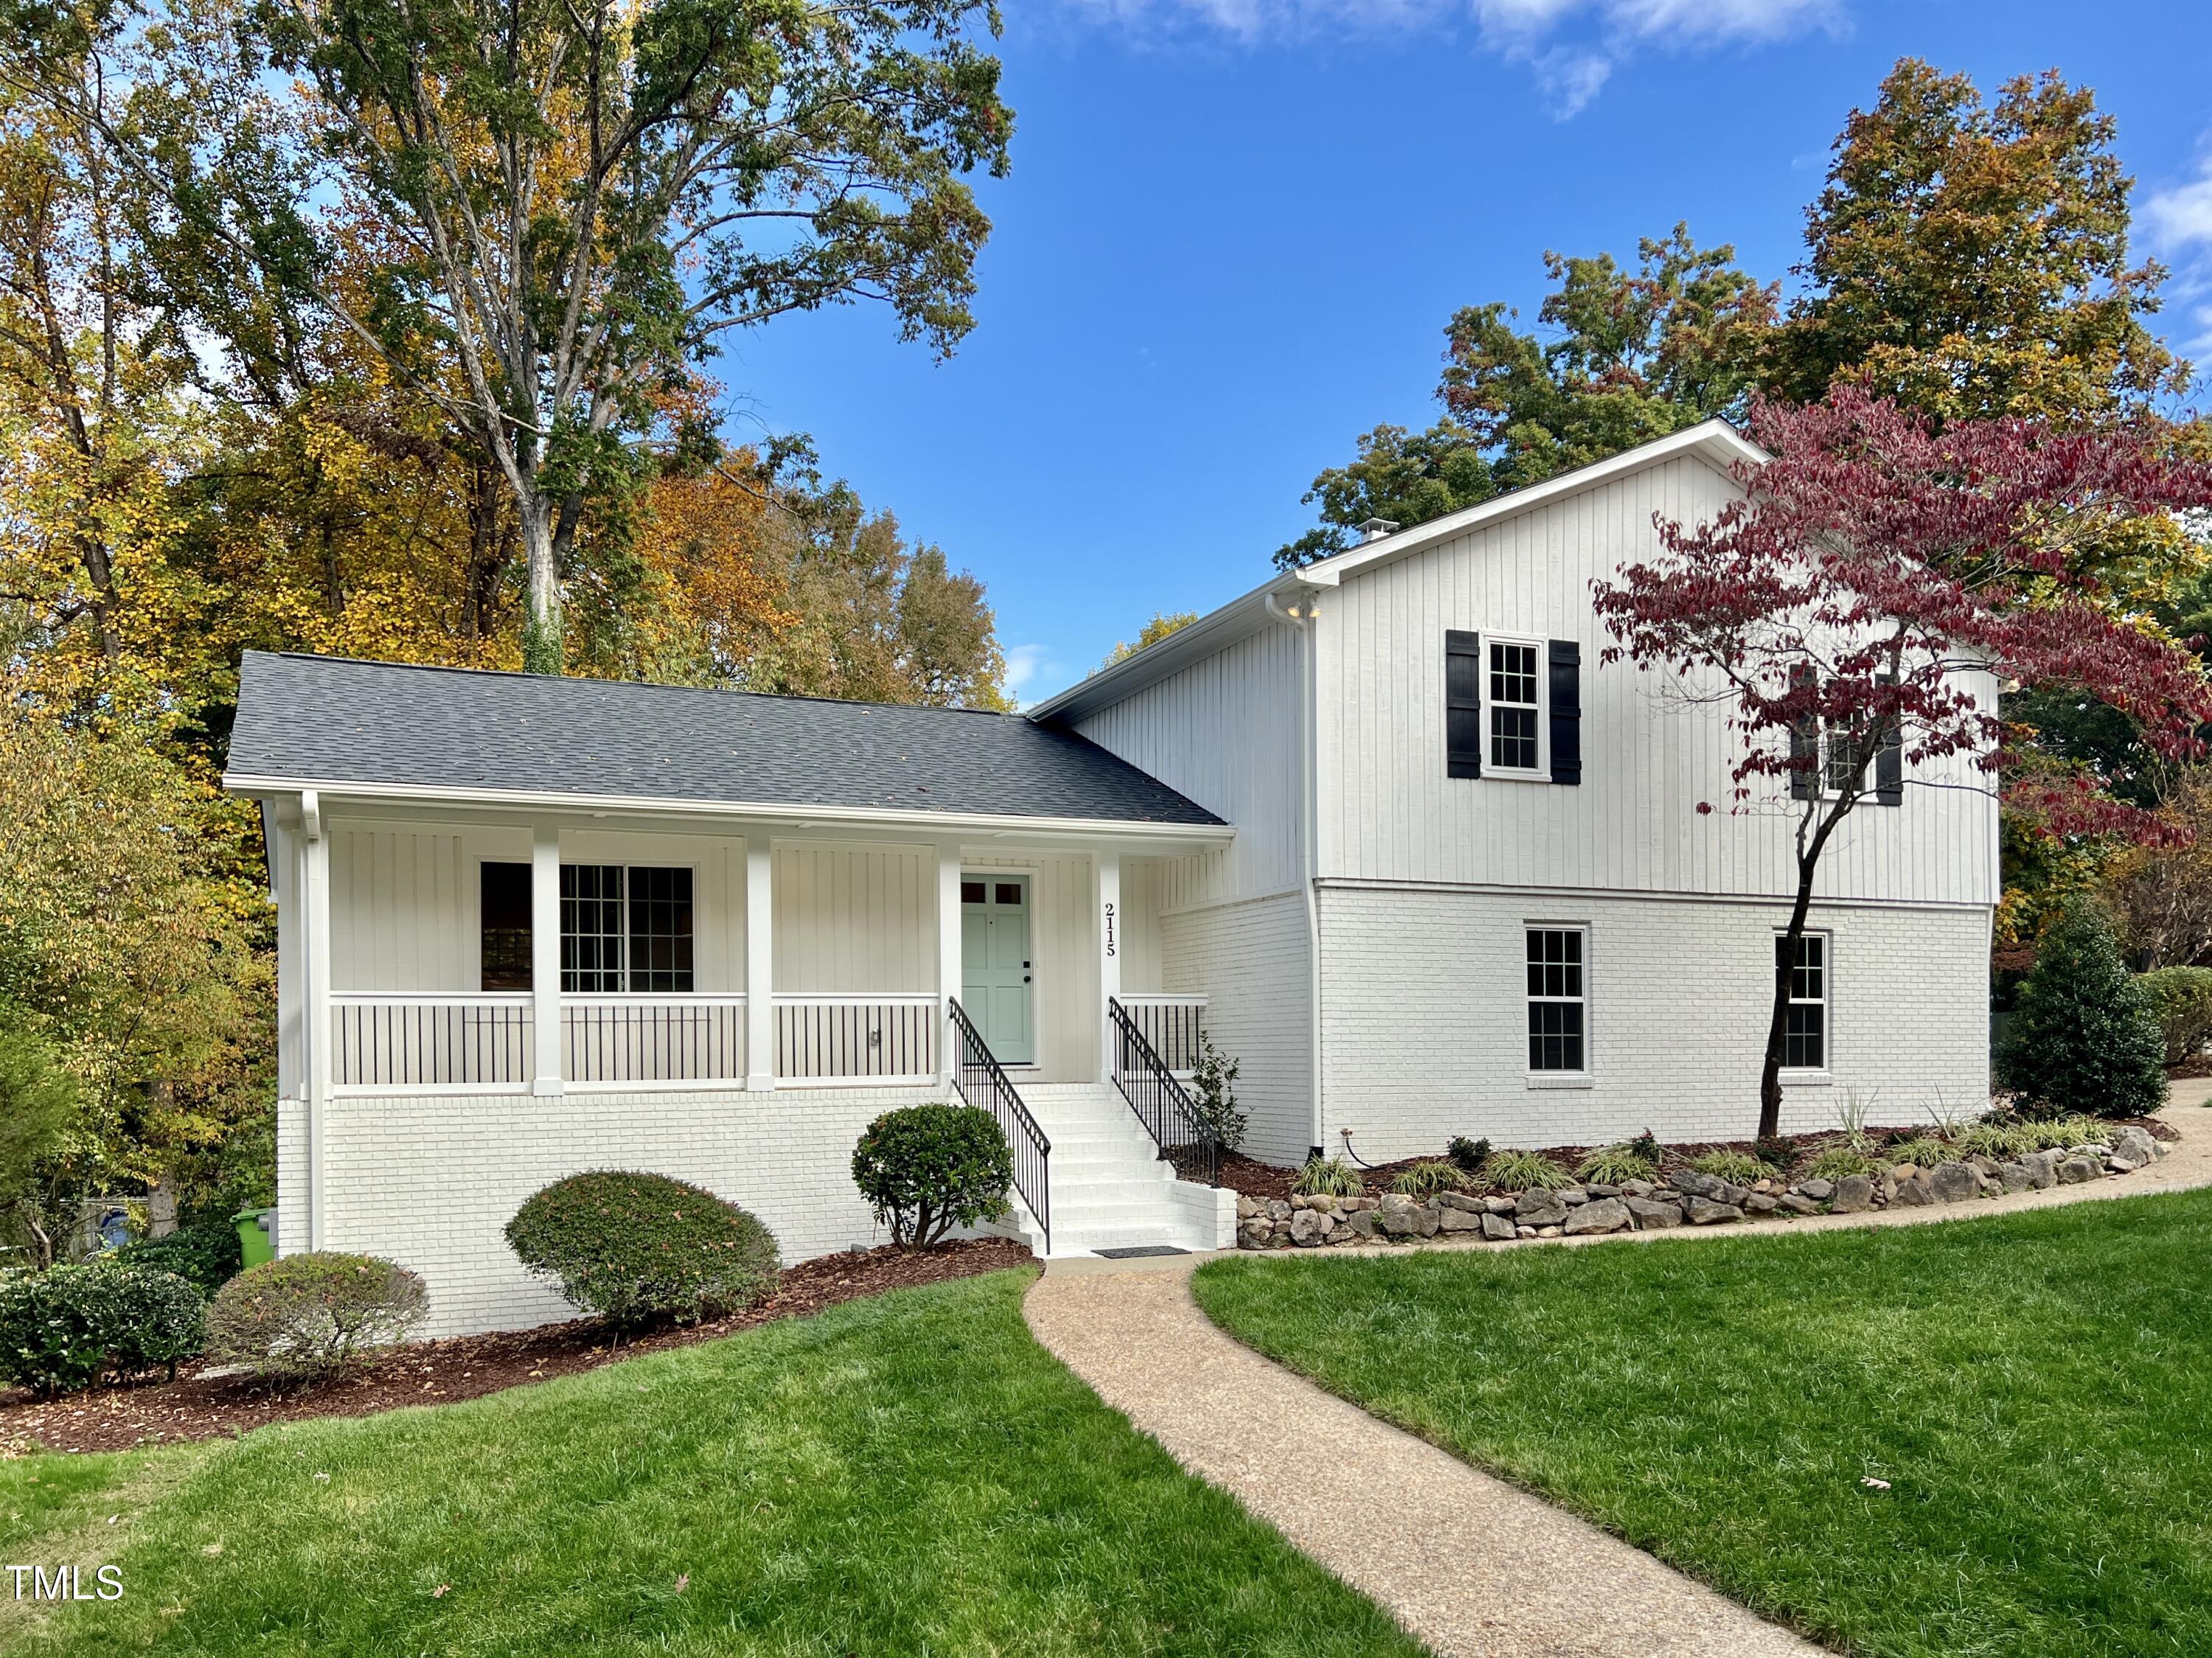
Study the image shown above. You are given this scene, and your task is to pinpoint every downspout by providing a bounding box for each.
[1265,587,1326,1160]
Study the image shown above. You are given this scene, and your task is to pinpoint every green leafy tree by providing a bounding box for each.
[1102,611,1197,669]
[1994,899,2166,1118]
[1766,60,2188,424]
[0,1005,77,1267]
[1276,226,1774,568]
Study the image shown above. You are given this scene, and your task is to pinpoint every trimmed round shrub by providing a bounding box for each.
[206,1253,427,1382]
[2138,966,2212,1067]
[112,1219,246,1299]
[505,1172,779,1327]
[0,1263,206,1398]
[850,1105,1014,1247]
[1996,901,2166,1118]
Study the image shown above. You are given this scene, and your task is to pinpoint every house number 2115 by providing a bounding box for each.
[1102,901,1116,957]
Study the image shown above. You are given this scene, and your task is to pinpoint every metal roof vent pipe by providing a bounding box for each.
[1354,517,1399,545]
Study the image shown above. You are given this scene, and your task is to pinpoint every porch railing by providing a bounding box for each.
[330,994,533,1090]
[563,995,745,1087]
[775,995,937,1084]
[1114,994,1208,1076]
[1109,996,1220,1187]
[948,997,1051,1253]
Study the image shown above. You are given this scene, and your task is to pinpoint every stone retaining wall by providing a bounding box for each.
[1236,1127,2168,1250]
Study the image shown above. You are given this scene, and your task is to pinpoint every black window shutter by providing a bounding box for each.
[1788,664,1816,801]
[1548,639,1582,784]
[1875,672,1903,805]
[1445,630,1482,779]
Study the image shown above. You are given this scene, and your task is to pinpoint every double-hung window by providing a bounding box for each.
[1781,933,1828,1070]
[1526,927,1587,1073]
[1489,638,1543,774]
[479,862,695,993]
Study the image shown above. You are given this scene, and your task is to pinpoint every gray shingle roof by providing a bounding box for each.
[225,652,1224,828]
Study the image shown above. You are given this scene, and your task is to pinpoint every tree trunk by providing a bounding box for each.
[519,491,562,674]
[1758,856,1823,1141]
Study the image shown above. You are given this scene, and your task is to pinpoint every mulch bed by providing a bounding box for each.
[0,1238,1034,1457]
[1219,1118,2181,1205]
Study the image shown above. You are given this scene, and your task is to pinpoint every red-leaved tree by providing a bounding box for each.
[1593,389,2212,1139]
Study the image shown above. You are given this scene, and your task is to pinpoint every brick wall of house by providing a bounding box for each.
[1158,891,1314,1166]
[1316,883,1990,1160]
[285,1085,940,1337]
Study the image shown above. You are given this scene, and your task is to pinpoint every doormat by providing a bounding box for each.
[1092,1245,1191,1258]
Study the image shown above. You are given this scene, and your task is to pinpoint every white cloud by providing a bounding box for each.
[2148,146,2212,355]
[1003,643,1053,708]
[1054,0,1838,116]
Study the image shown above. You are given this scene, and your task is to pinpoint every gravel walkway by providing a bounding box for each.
[1024,1093,2212,1658]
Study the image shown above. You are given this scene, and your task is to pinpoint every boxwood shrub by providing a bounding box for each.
[206,1253,428,1382]
[111,1219,246,1298]
[505,1171,780,1328]
[0,1263,206,1397]
[851,1104,1013,1247]
[2138,966,2212,1067]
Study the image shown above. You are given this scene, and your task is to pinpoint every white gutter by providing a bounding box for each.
[220,773,1235,846]
[1266,582,1327,1160]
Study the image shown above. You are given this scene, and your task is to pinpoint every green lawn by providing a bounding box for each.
[1193,1190,2212,1658]
[1,1269,1421,1657]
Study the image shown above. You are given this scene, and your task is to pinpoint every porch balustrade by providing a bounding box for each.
[773,995,939,1085]
[562,995,748,1087]
[330,993,535,1090]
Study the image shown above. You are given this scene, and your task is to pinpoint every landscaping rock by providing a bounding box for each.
[1439,1191,1485,1213]
[1236,1195,1261,1219]
[1377,1198,1420,1236]
[1743,1192,1780,1216]
[1416,1204,1441,1239]
[1327,1223,1360,1245]
[1887,1171,1935,1207]
[1929,1162,1981,1204]
[2056,1155,2099,1184]
[2018,1149,2060,1189]
[1796,1177,1835,1202]
[1484,1197,1518,1216]
[1830,1174,1876,1213]
[1515,1225,1537,1239]
[1670,1169,1730,1201]
[1997,1160,2033,1192]
[1481,1213,1517,1241]
[1777,1193,1820,1215]
[1559,1188,1590,1205]
[1239,1221,1271,1247]
[1436,1205,1484,1233]
[1515,1190,1570,1226]
[1562,1197,1632,1236]
[1266,1199,1292,1221]
[1618,1179,1656,1198]
[1587,1182,1622,1199]
[2109,1126,2157,1172]
[1290,1208,1328,1246]
[1684,1195,1744,1225]
[1535,1225,1562,1239]
[1624,1195,1684,1228]
[1346,1208,1377,1239]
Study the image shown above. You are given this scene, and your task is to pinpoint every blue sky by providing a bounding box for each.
[726,0,2212,707]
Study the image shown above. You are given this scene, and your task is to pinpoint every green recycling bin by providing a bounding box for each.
[234,1208,276,1269]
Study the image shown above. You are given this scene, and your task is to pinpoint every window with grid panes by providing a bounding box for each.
[1526,927,1587,1071]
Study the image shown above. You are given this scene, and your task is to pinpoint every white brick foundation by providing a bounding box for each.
[282,1086,939,1336]
[1318,884,1990,1160]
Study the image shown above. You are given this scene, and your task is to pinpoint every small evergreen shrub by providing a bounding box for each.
[1186,1031,1248,1152]
[850,1106,1013,1247]
[1628,1129,1665,1167]
[1389,1160,1470,1197]
[1445,1135,1492,1176]
[0,1263,205,1397]
[1804,1145,1883,1182]
[1293,1154,1363,1198]
[2138,966,2212,1066]
[1688,1150,1767,1185]
[112,1220,245,1298]
[1995,900,2166,1118]
[206,1253,428,1380]
[1481,1149,1573,1191]
[1574,1143,1658,1185]
[507,1172,779,1324]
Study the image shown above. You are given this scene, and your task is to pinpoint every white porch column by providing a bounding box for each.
[745,838,775,1092]
[301,793,331,1250]
[936,843,964,1092]
[530,824,564,1096]
[1096,847,1121,1084]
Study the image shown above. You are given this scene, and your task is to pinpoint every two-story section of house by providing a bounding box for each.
[1035,417,1997,1166]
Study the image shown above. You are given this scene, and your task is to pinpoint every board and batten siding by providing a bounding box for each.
[1312,452,2000,908]
[1073,621,1306,908]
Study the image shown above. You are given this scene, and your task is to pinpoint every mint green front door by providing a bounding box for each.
[961,877,1033,1065]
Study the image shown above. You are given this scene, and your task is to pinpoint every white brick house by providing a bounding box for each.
[229,419,1996,1333]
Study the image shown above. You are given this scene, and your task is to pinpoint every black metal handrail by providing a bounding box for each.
[1108,997,1220,1188]
[947,998,1051,1254]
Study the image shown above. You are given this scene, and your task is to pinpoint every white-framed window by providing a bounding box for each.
[1526,926,1587,1073]
[1781,931,1828,1070]
[1489,635,1545,776]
